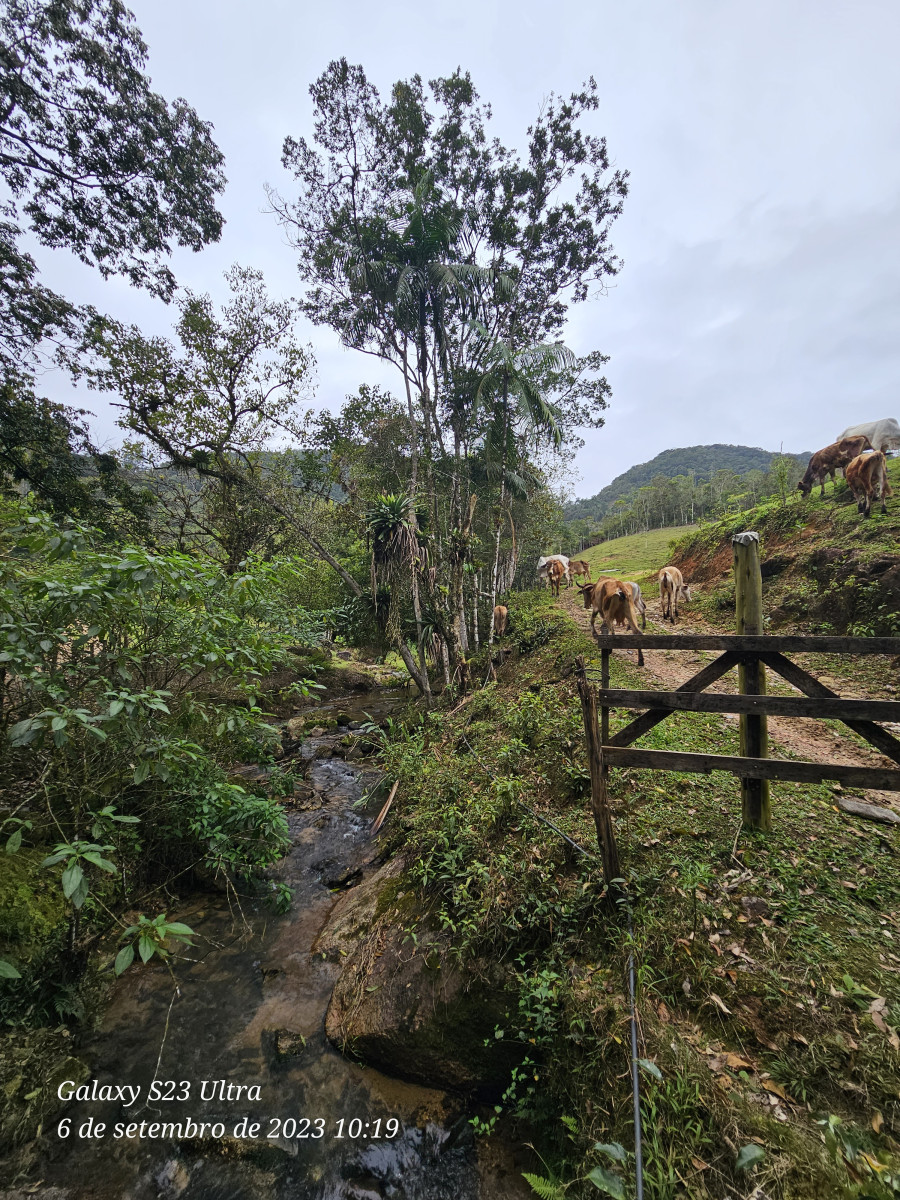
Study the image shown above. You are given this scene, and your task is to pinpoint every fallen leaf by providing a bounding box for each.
[726,970,738,983]
[889,1029,900,1052]
[709,992,732,1015]
[725,1053,753,1071]
[762,1080,791,1102]
[871,1010,889,1034]
[690,1157,710,1171]
[869,997,888,1014]
[657,1001,671,1024]
[872,1111,884,1134]
[842,881,859,890]
[791,1033,810,1047]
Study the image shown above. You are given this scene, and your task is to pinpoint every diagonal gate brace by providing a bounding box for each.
[759,651,900,766]
[606,651,744,748]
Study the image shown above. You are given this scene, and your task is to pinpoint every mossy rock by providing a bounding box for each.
[0,849,66,966]
[325,914,518,1095]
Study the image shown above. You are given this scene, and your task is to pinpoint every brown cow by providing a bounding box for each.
[547,558,566,597]
[569,559,592,584]
[578,579,646,629]
[658,566,692,624]
[493,604,508,638]
[797,436,873,498]
[589,578,644,666]
[845,451,893,516]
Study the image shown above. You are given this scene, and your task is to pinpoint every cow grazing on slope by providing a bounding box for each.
[797,436,874,498]
[658,566,692,624]
[578,579,646,629]
[568,559,592,584]
[838,419,900,454]
[845,451,893,516]
[493,605,508,638]
[588,578,645,666]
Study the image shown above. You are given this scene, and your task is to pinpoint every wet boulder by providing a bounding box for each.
[321,862,518,1096]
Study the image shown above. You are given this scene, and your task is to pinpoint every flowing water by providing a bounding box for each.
[6,690,528,1200]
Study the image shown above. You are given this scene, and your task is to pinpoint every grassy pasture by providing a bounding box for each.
[580,526,696,589]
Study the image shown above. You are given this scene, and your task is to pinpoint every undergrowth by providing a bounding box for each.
[377,589,900,1199]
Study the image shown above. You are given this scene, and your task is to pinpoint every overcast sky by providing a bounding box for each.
[31,0,900,499]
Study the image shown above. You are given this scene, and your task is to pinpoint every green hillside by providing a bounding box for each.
[669,456,900,638]
[566,443,809,524]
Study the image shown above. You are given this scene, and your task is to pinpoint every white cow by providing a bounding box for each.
[837,418,900,454]
[537,555,571,588]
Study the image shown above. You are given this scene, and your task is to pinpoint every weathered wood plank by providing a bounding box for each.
[606,652,744,749]
[597,689,900,723]
[602,746,900,790]
[589,634,900,654]
[759,652,900,766]
[575,657,620,883]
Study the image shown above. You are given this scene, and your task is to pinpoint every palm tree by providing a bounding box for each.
[473,333,574,642]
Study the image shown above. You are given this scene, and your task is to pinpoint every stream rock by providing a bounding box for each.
[319,860,518,1096]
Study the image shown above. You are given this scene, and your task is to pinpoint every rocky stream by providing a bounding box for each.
[1,683,530,1200]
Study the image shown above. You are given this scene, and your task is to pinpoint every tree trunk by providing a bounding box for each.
[487,475,506,647]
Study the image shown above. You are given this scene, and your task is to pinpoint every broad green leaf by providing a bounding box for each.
[6,828,22,853]
[109,700,124,717]
[163,922,195,937]
[138,936,156,963]
[586,1165,625,1198]
[62,861,85,900]
[593,1143,627,1161]
[82,852,117,873]
[639,1058,663,1080]
[51,715,67,731]
[735,1144,765,1171]
[114,945,135,975]
[40,850,69,868]
[0,958,22,979]
[70,874,89,909]
[133,761,150,784]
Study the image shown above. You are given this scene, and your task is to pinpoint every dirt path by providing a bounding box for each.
[559,585,900,812]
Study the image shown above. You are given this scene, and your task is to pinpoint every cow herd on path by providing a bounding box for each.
[512,417,900,666]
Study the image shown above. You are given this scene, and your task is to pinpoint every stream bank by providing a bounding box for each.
[0,679,532,1200]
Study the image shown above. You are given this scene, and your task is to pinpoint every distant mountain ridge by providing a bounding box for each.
[565,443,809,524]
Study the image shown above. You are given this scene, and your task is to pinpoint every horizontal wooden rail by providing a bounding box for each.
[598,689,900,723]
[590,634,900,655]
[602,746,900,790]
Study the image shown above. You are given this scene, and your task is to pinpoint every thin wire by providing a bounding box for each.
[627,908,644,1200]
[460,732,644,1193]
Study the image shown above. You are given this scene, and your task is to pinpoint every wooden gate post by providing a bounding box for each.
[575,656,622,884]
[733,532,771,830]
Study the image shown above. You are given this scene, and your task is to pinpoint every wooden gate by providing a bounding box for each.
[576,531,900,881]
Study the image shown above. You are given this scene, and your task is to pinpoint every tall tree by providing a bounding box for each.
[0,0,226,516]
[268,61,626,687]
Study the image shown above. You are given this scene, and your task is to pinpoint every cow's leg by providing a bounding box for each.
[623,612,644,666]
